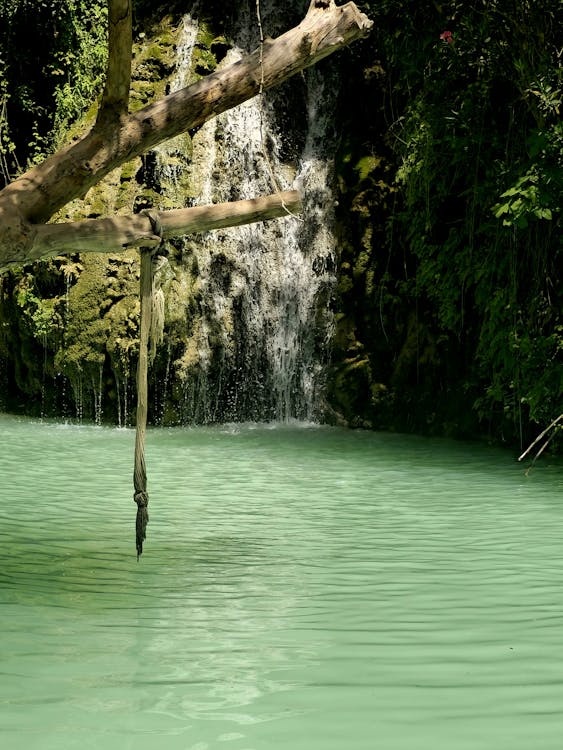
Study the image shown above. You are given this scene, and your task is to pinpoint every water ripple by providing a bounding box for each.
[1,416,563,749]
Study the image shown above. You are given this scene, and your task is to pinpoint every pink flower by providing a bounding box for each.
[439,30,454,44]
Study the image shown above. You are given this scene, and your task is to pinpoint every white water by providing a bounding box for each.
[154,5,338,424]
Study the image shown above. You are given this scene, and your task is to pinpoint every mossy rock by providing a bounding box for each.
[328,354,374,426]
[130,80,159,108]
[193,46,218,76]
[354,155,383,181]
[135,41,176,80]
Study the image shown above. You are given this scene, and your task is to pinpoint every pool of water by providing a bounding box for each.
[1,414,562,749]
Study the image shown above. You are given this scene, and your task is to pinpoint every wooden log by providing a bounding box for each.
[27,190,302,261]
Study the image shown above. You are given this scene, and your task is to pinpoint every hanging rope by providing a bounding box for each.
[133,244,152,559]
[133,209,165,559]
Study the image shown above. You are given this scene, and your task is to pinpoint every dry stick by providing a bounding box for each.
[96,0,132,127]
[255,0,278,193]
[518,412,563,471]
[133,246,152,558]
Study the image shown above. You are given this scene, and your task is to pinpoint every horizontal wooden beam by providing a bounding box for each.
[29,190,302,260]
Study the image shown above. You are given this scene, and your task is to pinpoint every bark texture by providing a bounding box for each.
[96,0,133,126]
[33,191,302,258]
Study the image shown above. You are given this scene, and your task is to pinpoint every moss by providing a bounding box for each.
[135,41,176,80]
[105,295,140,379]
[193,46,218,76]
[353,249,370,279]
[51,251,142,405]
[190,23,230,78]
[354,155,383,181]
[120,158,142,183]
[130,80,159,108]
[195,23,216,50]
[116,158,144,210]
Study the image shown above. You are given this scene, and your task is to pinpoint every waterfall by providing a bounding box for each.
[154,3,338,424]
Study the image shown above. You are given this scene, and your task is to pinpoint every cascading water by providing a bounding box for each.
[153,2,338,424]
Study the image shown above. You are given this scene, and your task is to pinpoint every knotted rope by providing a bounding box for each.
[133,209,166,559]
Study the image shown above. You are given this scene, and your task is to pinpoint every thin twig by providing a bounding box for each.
[518,412,563,466]
[255,0,265,94]
[254,0,301,219]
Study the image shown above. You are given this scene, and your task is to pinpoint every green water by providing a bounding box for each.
[1,414,562,749]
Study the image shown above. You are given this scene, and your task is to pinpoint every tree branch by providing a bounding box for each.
[518,413,563,470]
[28,190,302,260]
[96,0,133,126]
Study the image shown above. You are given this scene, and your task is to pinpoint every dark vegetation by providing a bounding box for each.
[331,0,562,448]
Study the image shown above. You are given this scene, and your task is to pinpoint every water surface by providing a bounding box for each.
[1,415,562,749]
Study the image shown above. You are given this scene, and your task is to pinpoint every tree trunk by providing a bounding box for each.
[0,0,372,270]
[96,0,133,127]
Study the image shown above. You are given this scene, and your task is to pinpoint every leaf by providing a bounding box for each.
[494,203,510,217]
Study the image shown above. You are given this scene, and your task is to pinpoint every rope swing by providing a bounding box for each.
[133,210,165,559]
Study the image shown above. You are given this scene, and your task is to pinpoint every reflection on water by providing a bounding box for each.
[1,414,562,749]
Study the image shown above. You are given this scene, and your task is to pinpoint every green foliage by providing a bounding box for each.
[493,170,554,228]
[0,0,107,177]
[0,80,18,182]
[335,0,562,444]
[50,2,108,148]
[15,274,60,340]
[493,119,562,229]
